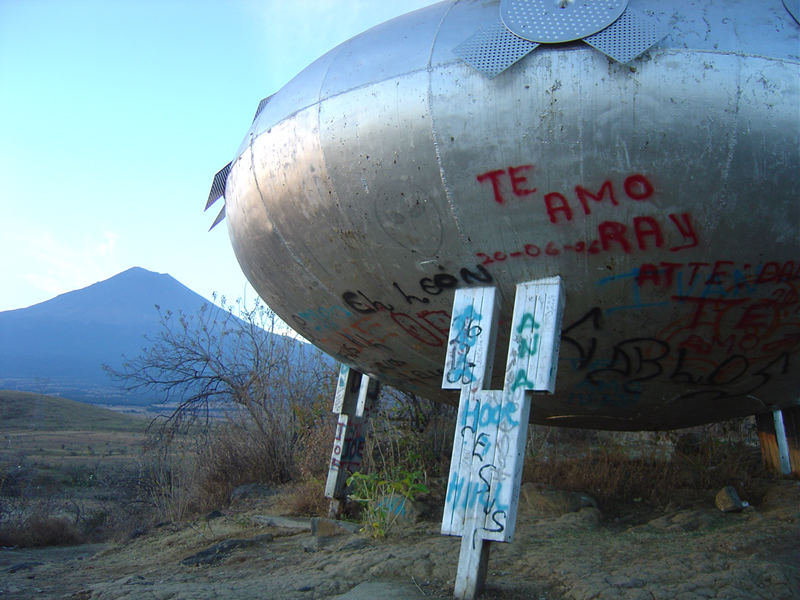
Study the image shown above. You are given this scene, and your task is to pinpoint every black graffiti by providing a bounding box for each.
[584,337,792,397]
[392,282,429,305]
[343,264,494,314]
[560,307,602,369]
[343,290,395,314]
[668,352,791,405]
[587,337,670,393]
[562,307,796,401]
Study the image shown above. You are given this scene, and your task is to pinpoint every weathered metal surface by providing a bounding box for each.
[219,0,800,430]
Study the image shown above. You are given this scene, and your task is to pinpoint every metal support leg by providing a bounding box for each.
[773,410,792,475]
[440,278,565,599]
[756,406,800,477]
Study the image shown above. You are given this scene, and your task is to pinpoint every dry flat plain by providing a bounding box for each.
[1,391,798,599]
[0,392,149,553]
[0,391,148,465]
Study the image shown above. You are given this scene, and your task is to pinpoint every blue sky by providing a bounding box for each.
[0,0,435,312]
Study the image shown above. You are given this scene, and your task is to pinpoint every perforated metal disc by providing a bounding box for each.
[454,19,539,78]
[500,0,628,43]
[583,8,664,64]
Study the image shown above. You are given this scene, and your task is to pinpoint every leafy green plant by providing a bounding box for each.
[346,469,428,538]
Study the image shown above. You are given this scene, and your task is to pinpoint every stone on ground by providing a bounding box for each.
[330,581,428,599]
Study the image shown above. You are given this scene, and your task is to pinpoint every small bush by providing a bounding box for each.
[195,417,296,508]
[347,468,428,538]
[295,413,337,483]
[0,512,85,548]
[365,391,455,479]
[288,479,330,516]
[138,399,339,521]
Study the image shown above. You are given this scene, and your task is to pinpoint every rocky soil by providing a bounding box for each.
[2,479,798,600]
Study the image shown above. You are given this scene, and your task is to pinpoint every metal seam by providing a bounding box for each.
[427,0,471,255]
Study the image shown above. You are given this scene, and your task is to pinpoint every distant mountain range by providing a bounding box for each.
[0,267,318,410]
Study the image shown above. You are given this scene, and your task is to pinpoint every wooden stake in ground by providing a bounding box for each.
[325,365,380,516]
[441,278,565,600]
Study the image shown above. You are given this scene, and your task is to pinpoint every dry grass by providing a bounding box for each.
[523,423,767,515]
[3,385,780,548]
[138,404,339,520]
[0,496,130,548]
[287,479,330,516]
[295,413,336,482]
[0,390,148,433]
[196,421,294,505]
[0,513,85,547]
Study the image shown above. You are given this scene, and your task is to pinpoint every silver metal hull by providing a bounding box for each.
[222,0,800,429]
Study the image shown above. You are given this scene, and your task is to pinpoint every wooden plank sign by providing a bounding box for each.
[325,365,379,499]
[442,278,563,543]
[441,287,499,538]
[442,278,564,600]
[441,286,499,391]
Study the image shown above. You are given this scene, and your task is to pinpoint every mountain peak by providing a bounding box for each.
[0,268,222,402]
[3,268,209,321]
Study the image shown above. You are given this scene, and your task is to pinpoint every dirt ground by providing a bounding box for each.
[2,479,798,600]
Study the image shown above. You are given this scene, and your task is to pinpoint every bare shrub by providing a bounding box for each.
[1,516,85,548]
[287,479,330,516]
[0,462,34,498]
[0,502,86,548]
[107,296,338,521]
[295,413,337,483]
[137,440,203,522]
[366,389,456,479]
[135,386,341,520]
[194,415,297,509]
[106,297,335,438]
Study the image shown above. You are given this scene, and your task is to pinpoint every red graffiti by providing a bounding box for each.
[391,312,443,347]
[544,192,572,223]
[576,179,618,215]
[477,212,699,263]
[655,259,800,369]
[667,214,699,251]
[476,164,537,204]
[475,167,655,218]
[598,213,697,252]
[476,169,506,204]
[624,174,654,200]
[635,260,800,290]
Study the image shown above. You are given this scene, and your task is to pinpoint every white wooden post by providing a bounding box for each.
[441,277,565,600]
[325,365,380,502]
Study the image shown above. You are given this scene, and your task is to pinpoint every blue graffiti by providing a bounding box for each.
[446,471,509,515]
[596,268,670,314]
[461,396,520,432]
[446,305,483,384]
